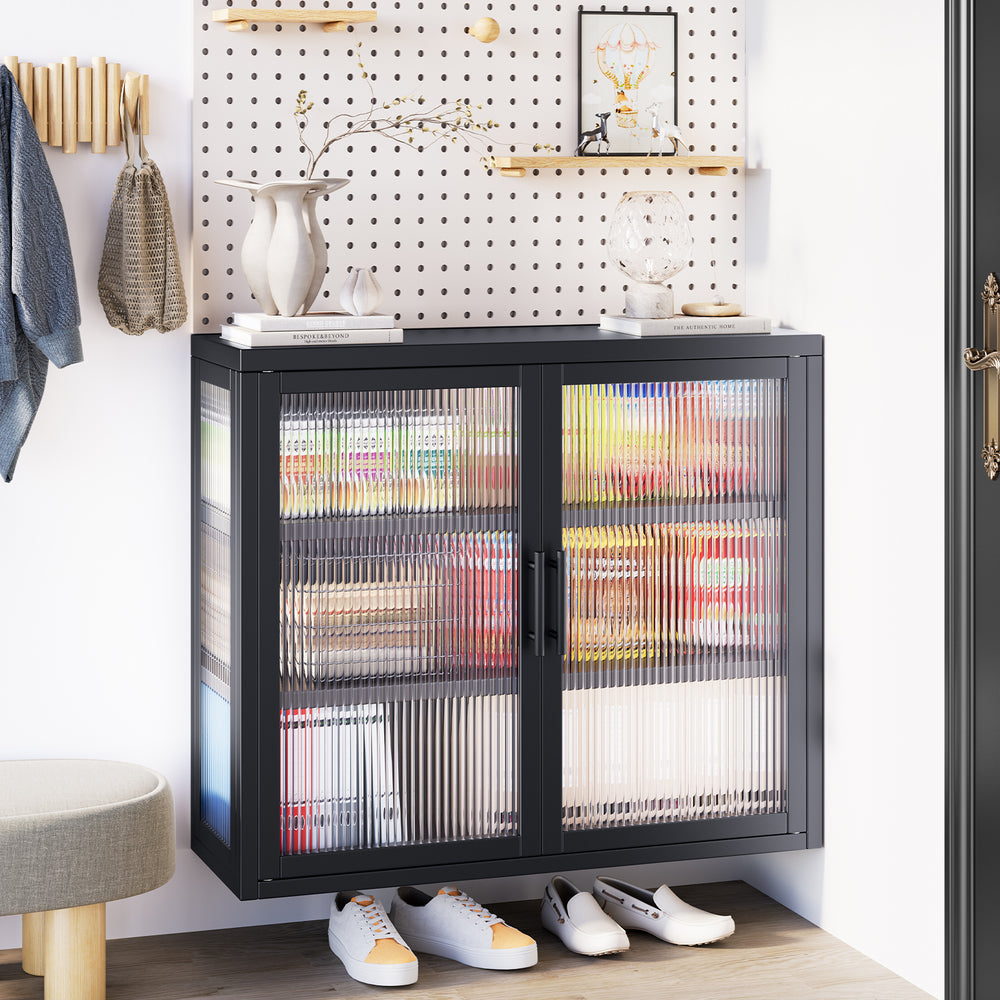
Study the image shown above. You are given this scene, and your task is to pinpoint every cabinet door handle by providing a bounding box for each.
[525,550,545,657]
[546,549,567,658]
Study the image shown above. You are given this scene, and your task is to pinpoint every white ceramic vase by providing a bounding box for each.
[215,177,349,316]
[339,267,383,316]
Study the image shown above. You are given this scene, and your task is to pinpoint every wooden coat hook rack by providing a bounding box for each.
[2,56,149,153]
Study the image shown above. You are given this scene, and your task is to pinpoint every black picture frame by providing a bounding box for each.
[577,10,679,157]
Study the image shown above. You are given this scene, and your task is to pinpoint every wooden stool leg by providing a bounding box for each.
[43,902,106,1000]
[21,911,45,976]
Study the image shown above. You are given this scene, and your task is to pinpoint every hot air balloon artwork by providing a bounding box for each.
[578,11,678,155]
[596,21,656,129]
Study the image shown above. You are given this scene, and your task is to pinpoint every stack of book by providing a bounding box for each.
[563,518,780,660]
[279,690,518,854]
[280,530,517,681]
[221,311,404,348]
[278,386,517,518]
[562,379,781,505]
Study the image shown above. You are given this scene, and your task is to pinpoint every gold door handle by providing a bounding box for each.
[963,347,1000,371]
[965,273,1000,479]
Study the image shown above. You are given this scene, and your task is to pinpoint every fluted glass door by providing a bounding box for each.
[198,379,232,846]
[561,378,786,832]
[278,386,519,854]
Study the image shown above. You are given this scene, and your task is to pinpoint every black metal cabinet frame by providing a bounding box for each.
[191,327,823,901]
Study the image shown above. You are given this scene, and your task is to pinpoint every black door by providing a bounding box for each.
[245,364,547,891]
[947,2,1000,997]
[538,356,822,861]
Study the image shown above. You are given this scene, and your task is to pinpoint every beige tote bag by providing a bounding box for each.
[98,94,187,336]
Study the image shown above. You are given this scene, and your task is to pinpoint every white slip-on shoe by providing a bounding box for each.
[540,875,630,956]
[390,885,538,970]
[593,876,736,946]
[328,890,419,986]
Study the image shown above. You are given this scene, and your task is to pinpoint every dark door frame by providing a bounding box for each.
[946,1,973,998]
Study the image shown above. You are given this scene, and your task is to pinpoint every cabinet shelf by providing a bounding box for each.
[568,658,783,689]
[211,8,377,32]
[199,659,230,693]
[200,500,232,535]
[275,500,782,537]
[279,510,516,541]
[562,498,783,527]
[276,658,774,708]
[280,674,517,709]
[493,154,744,178]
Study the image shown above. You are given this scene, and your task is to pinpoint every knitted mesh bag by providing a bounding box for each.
[98,96,186,336]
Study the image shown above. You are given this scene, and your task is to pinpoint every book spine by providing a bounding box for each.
[599,316,769,335]
[653,322,765,334]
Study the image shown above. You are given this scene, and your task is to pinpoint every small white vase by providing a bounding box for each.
[339,267,383,316]
[215,177,349,317]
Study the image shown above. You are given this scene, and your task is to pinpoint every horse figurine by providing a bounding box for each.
[646,102,688,155]
[576,111,611,155]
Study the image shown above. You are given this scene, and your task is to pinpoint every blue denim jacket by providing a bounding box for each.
[0,66,82,482]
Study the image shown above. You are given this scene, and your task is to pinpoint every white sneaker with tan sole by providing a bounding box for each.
[593,876,736,947]
[328,891,419,986]
[541,875,630,956]
[390,886,538,970]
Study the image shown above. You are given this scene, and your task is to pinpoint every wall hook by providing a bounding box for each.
[466,16,500,43]
[2,55,148,152]
[122,71,141,134]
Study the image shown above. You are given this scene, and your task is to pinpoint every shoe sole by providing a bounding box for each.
[669,925,736,947]
[607,911,735,947]
[328,927,418,986]
[402,931,537,970]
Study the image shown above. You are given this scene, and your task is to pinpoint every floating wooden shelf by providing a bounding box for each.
[212,8,377,32]
[493,154,744,178]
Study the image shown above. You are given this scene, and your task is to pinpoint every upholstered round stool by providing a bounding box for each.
[0,760,175,1000]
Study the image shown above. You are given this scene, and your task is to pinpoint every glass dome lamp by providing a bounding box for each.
[607,191,693,318]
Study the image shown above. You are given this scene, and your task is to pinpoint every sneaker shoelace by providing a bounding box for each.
[440,888,501,925]
[353,896,395,939]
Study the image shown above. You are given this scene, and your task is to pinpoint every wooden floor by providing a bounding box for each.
[0,881,932,1000]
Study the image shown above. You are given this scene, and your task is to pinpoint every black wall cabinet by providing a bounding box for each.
[191,326,823,901]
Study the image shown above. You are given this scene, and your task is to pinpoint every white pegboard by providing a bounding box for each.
[193,2,745,330]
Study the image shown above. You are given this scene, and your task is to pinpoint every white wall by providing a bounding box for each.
[0,4,944,999]
[0,0,750,948]
[741,4,944,998]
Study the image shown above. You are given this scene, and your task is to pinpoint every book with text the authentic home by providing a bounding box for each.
[599,314,771,336]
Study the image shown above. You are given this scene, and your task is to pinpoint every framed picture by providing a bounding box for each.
[577,10,679,156]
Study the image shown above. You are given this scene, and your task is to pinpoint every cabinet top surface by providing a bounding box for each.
[191,324,823,372]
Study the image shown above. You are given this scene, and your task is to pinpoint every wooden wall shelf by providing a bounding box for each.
[212,9,377,32]
[493,154,743,178]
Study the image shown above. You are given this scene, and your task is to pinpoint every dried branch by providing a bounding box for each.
[293,44,550,178]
